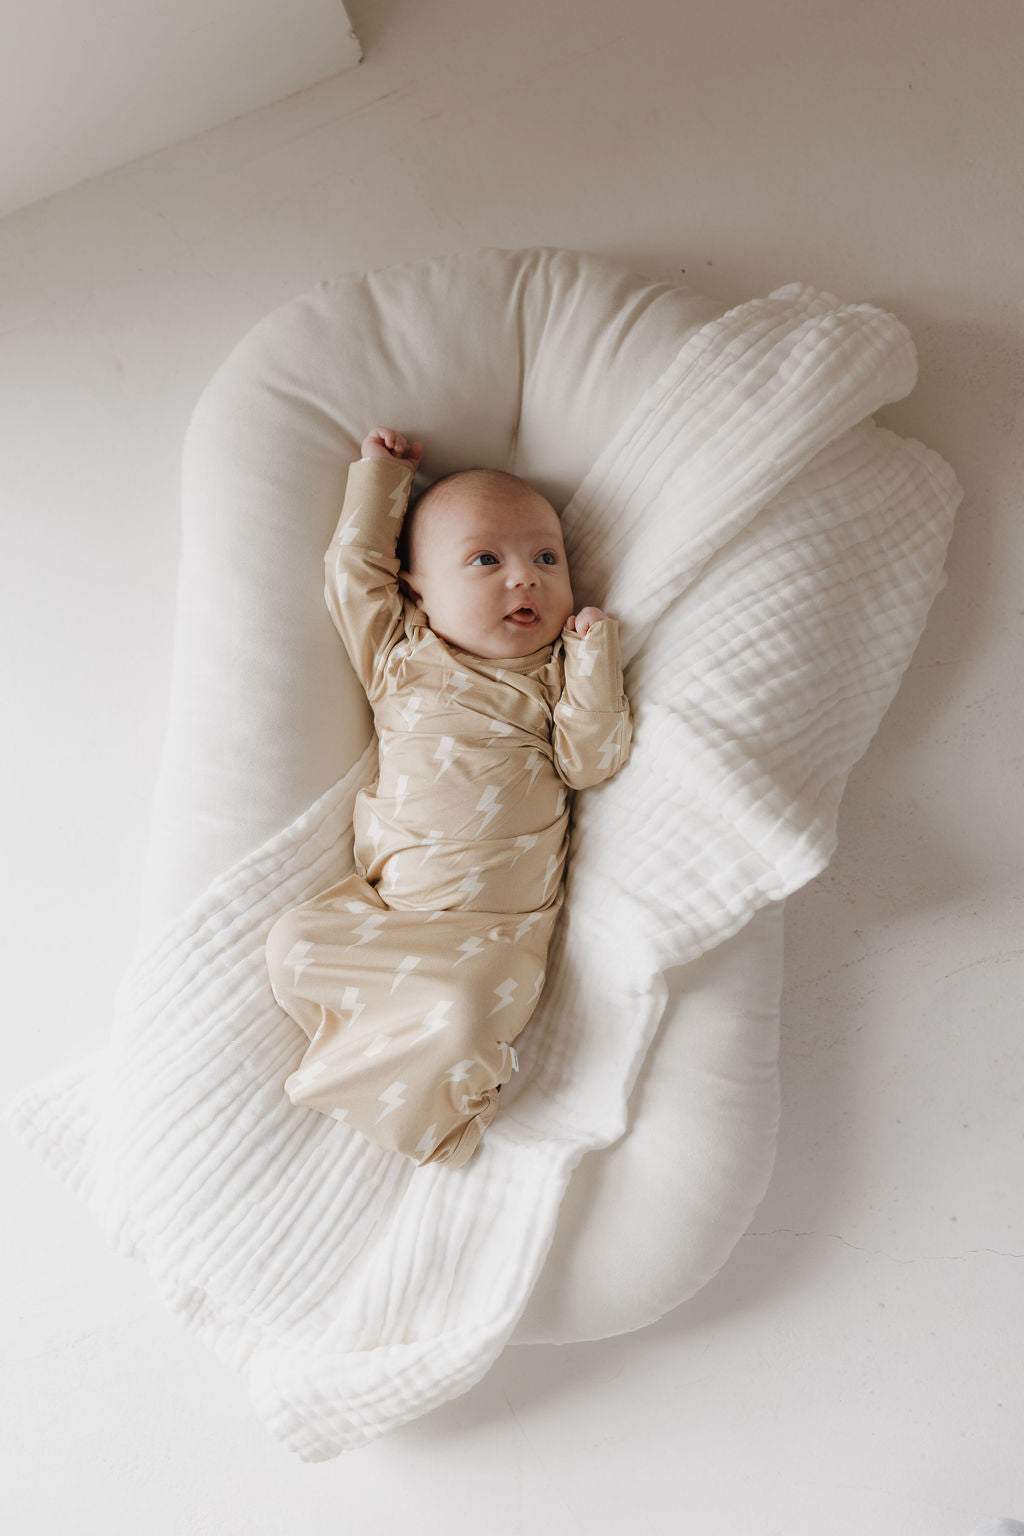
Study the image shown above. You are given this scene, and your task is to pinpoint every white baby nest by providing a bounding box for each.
[9,246,962,1456]
[144,245,780,1346]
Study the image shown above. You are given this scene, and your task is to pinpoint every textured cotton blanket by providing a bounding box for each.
[8,284,961,1460]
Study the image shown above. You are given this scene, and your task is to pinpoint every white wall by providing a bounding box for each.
[2,2,1021,1531]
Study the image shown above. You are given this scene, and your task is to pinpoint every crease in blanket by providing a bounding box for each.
[6,284,963,1460]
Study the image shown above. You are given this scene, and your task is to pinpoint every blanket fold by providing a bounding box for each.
[7,284,961,1460]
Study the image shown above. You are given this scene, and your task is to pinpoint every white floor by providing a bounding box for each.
[2,3,1021,1532]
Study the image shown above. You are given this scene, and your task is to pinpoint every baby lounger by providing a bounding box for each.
[8,247,962,1457]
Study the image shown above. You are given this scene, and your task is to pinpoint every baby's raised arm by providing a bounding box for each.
[323,432,422,701]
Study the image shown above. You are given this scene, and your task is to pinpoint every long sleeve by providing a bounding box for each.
[323,456,415,699]
[551,618,632,789]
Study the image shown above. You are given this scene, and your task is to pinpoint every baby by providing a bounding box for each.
[265,427,632,1168]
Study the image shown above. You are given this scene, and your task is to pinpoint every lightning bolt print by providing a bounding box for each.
[512,911,545,944]
[387,475,410,518]
[475,784,503,833]
[376,1081,408,1120]
[511,833,537,865]
[414,1124,439,1157]
[410,999,454,1044]
[432,735,456,781]
[524,754,545,793]
[597,726,620,772]
[576,640,598,678]
[393,774,409,816]
[453,936,485,967]
[442,672,472,707]
[284,940,313,985]
[489,978,519,1016]
[443,1060,476,1085]
[363,1033,393,1057]
[390,955,422,992]
[458,868,485,903]
[366,813,385,859]
[350,914,386,948]
[339,986,365,1026]
[399,696,423,731]
[420,829,444,861]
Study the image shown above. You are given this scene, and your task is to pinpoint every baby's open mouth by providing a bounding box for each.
[505,606,539,625]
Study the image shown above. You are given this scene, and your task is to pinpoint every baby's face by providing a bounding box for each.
[400,477,574,660]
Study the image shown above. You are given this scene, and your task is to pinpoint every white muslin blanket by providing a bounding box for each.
[8,284,962,1459]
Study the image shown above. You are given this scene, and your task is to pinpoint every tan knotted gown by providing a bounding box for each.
[266,456,632,1166]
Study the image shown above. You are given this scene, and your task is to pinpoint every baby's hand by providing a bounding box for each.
[566,606,607,637]
[361,428,422,472]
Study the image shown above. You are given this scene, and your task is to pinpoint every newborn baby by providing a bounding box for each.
[265,428,632,1167]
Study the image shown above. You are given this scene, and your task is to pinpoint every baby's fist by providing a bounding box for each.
[361,428,422,471]
[566,606,607,637]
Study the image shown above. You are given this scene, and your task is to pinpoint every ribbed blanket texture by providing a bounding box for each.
[7,285,962,1459]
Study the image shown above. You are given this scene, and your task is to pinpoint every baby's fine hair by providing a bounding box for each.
[397,467,538,570]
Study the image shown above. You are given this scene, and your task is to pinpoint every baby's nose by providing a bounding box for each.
[507,560,537,585]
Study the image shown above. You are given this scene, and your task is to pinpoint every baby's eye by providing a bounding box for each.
[536,551,558,565]
[470,552,499,566]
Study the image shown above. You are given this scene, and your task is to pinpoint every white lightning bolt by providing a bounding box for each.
[489,978,519,1016]
[433,735,456,780]
[410,999,454,1044]
[415,1123,439,1157]
[376,1081,408,1120]
[492,717,515,737]
[287,1060,327,1092]
[576,641,597,678]
[511,833,537,865]
[329,1106,350,1123]
[336,504,363,545]
[443,673,472,706]
[598,726,619,771]
[458,868,485,903]
[512,911,544,944]
[453,936,485,967]
[285,940,313,984]
[555,786,567,815]
[444,1059,476,1085]
[524,754,545,792]
[334,569,349,603]
[388,474,411,517]
[394,773,409,816]
[363,1032,393,1057]
[475,784,503,833]
[340,985,365,1026]
[528,969,546,1006]
[542,855,562,892]
[366,813,385,858]
[390,954,422,992]
[350,913,386,948]
[420,829,444,861]
[400,696,423,731]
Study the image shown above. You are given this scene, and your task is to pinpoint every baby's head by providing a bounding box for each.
[398,468,574,659]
